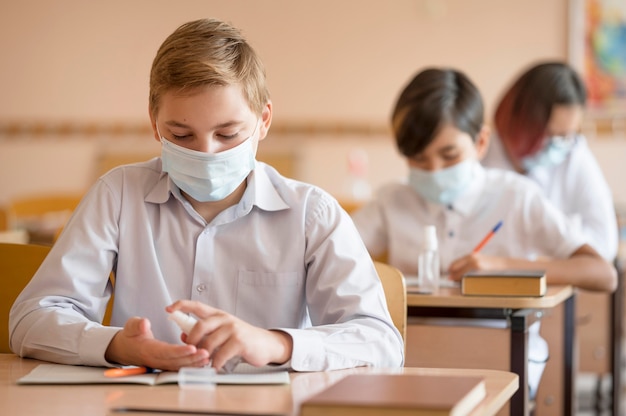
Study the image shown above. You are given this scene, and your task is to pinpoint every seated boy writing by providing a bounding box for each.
[352,67,615,292]
[351,67,616,397]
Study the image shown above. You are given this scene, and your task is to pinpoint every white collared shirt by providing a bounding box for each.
[10,159,403,370]
[483,134,618,261]
[351,162,586,275]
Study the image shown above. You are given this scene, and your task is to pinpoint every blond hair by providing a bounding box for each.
[149,18,269,117]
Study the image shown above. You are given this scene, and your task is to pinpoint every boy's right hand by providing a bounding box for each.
[104,316,210,371]
[447,253,509,282]
[167,300,293,372]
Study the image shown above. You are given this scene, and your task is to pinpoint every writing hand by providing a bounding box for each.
[447,253,508,282]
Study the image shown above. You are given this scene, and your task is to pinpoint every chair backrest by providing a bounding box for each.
[8,194,82,219]
[0,242,51,353]
[7,194,82,244]
[0,205,7,231]
[373,261,407,351]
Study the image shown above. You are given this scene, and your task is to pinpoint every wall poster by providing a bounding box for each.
[570,0,626,119]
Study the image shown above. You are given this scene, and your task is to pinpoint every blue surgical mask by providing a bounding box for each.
[521,134,577,172]
[408,159,476,205]
[159,121,259,202]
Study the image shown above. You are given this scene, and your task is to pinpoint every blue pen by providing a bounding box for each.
[472,220,503,253]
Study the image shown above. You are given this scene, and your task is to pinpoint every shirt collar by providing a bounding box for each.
[145,160,174,204]
[244,163,290,212]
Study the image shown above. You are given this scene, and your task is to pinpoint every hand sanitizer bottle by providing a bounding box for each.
[418,225,440,293]
[345,147,372,202]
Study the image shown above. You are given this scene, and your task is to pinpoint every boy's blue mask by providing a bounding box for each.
[408,159,477,205]
[521,134,577,172]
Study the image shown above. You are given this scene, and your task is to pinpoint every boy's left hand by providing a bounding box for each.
[105,316,211,371]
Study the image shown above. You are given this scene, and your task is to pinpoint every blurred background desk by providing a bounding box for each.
[0,355,517,416]
[405,285,574,416]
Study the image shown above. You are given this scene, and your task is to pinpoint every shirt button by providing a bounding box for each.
[196,284,207,293]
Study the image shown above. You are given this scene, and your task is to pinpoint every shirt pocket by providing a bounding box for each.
[235,270,305,328]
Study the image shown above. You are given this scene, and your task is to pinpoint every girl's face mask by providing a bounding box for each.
[521,134,577,172]
[158,120,259,202]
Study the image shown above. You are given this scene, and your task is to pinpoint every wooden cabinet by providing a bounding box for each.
[535,281,623,415]
[577,291,611,375]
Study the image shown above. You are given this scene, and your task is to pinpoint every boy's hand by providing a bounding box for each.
[105,317,210,371]
[447,253,508,282]
[166,300,293,372]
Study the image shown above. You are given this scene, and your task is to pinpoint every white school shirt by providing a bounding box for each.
[10,159,403,370]
[351,162,586,276]
[482,134,618,262]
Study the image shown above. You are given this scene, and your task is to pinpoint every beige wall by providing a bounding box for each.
[1,0,624,207]
[1,0,569,122]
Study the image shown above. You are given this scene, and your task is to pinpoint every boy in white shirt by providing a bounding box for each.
[10,18,403,372]
[351,67,616,398]
[352,67,615,291]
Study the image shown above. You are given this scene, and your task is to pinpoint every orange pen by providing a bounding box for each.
[104,366,155,378]
[472,220,503,254]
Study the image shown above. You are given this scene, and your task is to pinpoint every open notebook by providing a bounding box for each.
[17,363,290,386]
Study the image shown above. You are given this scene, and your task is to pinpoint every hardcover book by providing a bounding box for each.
[299,373,486,416]
[461,270,547,297]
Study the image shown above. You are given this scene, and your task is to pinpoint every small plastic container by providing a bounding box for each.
[178,367,217,389]
[418,225,440,294]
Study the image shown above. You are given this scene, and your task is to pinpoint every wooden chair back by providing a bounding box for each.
[0,205,7,231]
[0,242,51,353]
[0,242,115,354]
[7,194,82,243]
[373,261,407,351]
[8,194,82,219]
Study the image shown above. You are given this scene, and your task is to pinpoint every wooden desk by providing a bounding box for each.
[0,355,517,416]
[406,285,575,416]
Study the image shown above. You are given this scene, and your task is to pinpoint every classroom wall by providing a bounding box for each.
[1,0,624,208]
